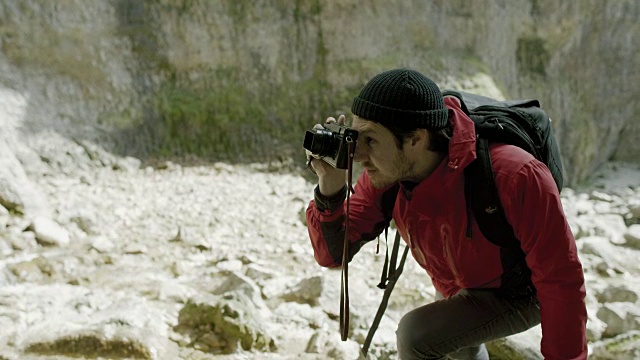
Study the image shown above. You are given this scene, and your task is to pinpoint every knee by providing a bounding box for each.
[396,312,445,360]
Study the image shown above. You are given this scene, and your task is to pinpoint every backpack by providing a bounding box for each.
[446,89,564,249]
[361,90,564,358]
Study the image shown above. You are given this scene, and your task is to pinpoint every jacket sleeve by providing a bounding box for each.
[306,172,393,267]
[498,159,587,360]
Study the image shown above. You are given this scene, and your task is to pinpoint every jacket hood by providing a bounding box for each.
[444,96,477,173]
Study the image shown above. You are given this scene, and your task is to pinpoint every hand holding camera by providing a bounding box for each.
[304,115,358,197]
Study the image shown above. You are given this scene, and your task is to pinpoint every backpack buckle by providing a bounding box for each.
[485,205,498,214]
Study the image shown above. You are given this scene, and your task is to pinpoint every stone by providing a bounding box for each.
[90,236,115,253]
[175,293,276,354]
[590,191,615,202]
[305,331,325,354]
[212,272,267,315]
[623,224,640,249]
[590,214,628,245]
[628,204,640,222]
[0,284,178,359]
[29,217,70,247]
[597,303,640,337]
[596,285,639,304]
[485,325,542,359]
[281,275,323,305]
[8,230,37,251]
[70,214,98,235]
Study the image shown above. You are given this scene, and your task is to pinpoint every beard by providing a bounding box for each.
[368,172,392,189]
[365,152,414,189]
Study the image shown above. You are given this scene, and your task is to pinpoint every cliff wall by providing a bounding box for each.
[0,0,637,185]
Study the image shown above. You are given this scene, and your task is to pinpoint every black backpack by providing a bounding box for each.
[361,90,564,357]
[446,89,564,248]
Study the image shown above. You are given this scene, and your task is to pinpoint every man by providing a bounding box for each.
[305,68,587,359]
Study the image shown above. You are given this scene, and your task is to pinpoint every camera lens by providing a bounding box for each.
[306,129,335,157]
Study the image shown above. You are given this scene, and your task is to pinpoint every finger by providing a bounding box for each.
[337,114,346,125]
[306,149,321,159]
[325,116,336,124]
[311,158,331,175]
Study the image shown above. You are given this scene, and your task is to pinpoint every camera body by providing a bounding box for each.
[303,123,359,169]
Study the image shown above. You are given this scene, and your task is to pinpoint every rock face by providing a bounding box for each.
[0,0,637,185]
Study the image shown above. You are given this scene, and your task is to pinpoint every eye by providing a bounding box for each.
[365,137,376,145]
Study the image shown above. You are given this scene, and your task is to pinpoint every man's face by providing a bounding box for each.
[351,116,414,189]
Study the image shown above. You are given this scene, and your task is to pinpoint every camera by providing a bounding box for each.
[303,123,359,169]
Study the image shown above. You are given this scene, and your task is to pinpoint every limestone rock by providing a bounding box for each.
[175,293,276,354]
[595,285,639,304]
[623,224,640,249]
[486,325,543,360]
[281,275,324,305]
[29,217,70,247]
[0,284,178,360]
[597,303,640,338]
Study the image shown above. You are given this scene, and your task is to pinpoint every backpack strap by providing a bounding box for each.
[464,137,519,249]
[361,230,409,359]
[447,88,528,250]
[377,183,400,289]
[465,134,534,297]
[451,88,536,291]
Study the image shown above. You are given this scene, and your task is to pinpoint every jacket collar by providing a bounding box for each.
[444,96,477,173]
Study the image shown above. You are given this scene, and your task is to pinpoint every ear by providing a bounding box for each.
[407,129,430,148]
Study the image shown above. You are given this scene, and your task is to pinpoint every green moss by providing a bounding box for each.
[605,331,640,352]
[25,334,152,359]
[226,0,251,29]
[177,297,275,353]
[121,66,358,164]
[485,339,531,360]
[516,36,550,76]
[98,110,144,130]
[293,0,321,23]
[115,49,482,165]
[178,300,218,325]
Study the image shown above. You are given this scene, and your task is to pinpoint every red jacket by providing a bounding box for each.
[307,97,587,359]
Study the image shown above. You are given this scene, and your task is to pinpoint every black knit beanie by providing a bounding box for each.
[351,68,449,129]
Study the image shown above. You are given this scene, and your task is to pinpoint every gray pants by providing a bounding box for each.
[396,289,541,360]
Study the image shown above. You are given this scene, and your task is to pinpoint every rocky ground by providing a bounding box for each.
[1,129,640,359]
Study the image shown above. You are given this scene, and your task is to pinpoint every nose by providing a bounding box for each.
[353,141,367,163]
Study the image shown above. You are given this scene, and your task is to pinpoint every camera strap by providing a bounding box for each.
[340,136,356,341]
[360,230,409,358]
